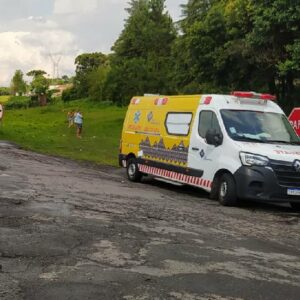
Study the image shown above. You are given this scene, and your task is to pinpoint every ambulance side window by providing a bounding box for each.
[199,111,222,138]
[165,112,193,136]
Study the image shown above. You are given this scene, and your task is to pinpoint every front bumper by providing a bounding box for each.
[234,166,300,203]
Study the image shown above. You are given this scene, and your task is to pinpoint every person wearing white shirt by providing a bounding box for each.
[74,111,83,138]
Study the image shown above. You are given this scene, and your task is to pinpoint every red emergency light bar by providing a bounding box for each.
[231,91,276,101]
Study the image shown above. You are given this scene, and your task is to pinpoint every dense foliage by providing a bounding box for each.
[0,87,10,96]
[173,0,300,111]
[54,0,300,111]
[4,96,31,110]
[27,69,50,106]
[105,0,176,105]
[10,70,27,96]
[73,52,109,99]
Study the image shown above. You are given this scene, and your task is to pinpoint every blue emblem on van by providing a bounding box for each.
[134,111,141,124]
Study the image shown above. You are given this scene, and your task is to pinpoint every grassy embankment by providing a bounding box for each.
[0,100,126,166]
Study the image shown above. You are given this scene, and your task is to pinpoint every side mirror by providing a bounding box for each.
[205,129,223,147]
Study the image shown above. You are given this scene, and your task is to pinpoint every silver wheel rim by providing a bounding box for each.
[220,181,228,198]
[128,163,136,177]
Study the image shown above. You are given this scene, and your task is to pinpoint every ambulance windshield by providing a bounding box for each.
[221,110,300,144]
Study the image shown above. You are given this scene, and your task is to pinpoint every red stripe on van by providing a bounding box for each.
[137,165,212,189]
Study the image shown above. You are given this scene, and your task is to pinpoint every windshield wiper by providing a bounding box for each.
[233,136,267,143]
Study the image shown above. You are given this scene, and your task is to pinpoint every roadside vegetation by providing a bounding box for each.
[0,100,126,166]
[0,95,10,103]
[61,0,300,113]
[1,0,300,165]
[3,1,300,112]
[3,96,31,109]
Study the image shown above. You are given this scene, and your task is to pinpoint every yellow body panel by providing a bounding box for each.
[121,95,202,167]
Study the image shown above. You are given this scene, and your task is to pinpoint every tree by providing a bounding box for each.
[106,0,176,104]
[10,70,27,96]
[27,70,49,106]
[245,0,300,111]
[61,75,72,83]
[31,75,49,95]
[172,1,231,93]
[174,0,300,110]
[74,52,109,98]
[26,70,47,78]
[87,64,111,101]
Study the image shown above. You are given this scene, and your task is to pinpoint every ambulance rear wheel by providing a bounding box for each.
[127,158,142,182]
[218,173,237,206]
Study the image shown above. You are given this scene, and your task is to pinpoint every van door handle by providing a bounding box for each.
[192,147,199,151]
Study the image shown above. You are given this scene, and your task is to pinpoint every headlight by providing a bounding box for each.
[240,152,269,166]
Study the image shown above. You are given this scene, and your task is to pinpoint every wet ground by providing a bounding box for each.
[0,141,299,300]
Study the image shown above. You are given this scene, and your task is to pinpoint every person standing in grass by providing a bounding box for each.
[74,110,83,138]
[67,110,75,128]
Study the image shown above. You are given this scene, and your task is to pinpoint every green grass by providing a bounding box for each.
[0,100,126,166]
[0,95,10,103]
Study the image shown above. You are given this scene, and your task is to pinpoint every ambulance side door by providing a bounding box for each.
[188,108,224,187]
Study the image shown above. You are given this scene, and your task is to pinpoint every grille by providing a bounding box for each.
[269,159,300,188]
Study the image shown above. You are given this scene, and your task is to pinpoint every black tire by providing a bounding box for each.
[290,202,300,211]
[126,158,142,182]
[218,173,237,206]
[210,177,220,200]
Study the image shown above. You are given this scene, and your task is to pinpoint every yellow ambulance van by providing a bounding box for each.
[119,92,300,209]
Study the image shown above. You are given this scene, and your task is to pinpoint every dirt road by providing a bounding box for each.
[0,141,299,300]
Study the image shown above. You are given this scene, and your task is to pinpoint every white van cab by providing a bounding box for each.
[119,92,300,209]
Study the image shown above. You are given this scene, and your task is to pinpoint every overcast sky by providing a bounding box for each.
[0,0,186,86]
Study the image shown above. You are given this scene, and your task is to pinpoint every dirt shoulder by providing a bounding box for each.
[0,142,299,300]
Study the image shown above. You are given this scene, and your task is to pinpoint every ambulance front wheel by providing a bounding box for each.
[218,173,237,206]
[290,202,300,211]
[127,158,142,182]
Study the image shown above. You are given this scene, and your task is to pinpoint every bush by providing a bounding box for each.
[62,87,78,102]
[5,96,31,110]
[28,95,39,107]
[0,87,10,96]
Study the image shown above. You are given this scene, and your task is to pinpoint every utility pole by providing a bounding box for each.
[49,53,62,79]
